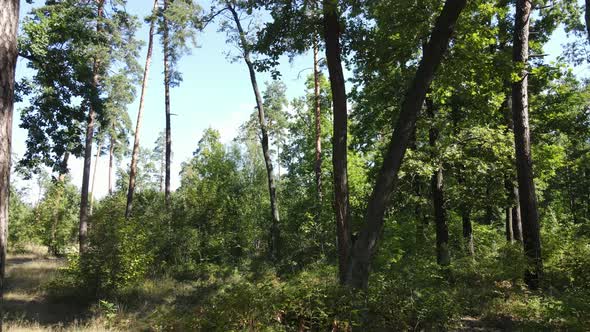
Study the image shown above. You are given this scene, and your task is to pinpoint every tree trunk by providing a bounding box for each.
[586,0,590,41]
[228,4,281,261]
[51,153,69,256]
[512,0,543,289]
[108,135,114,195]
[163,0,172,209]
[505,208,514,242]
[125,0,158,218]
[0,0,19,306]
[427,100,450,266]
[462,208,474,256]
[79,0,104,254]
[323,0,351,284]
[346,0,467,289]
[512,199,523,242]
[58,152,69,182]
[313,36,323,224]
[89,140,102,215]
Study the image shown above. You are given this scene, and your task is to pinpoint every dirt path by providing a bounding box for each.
[2,249,108,331]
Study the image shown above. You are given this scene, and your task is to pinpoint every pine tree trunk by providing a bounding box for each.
[0,0,19,305]
[313,36,323,224]
[346,0,466,289]
[323,0,351,284]
[427,100,450,266]
[89,140,102,215]
[126,0,158,218]
[79,0,104,254]
[163,0,172,209]
[512,0,543,289]
[228,4,281,261]
[108,135,114,195]
[586,0,590,41]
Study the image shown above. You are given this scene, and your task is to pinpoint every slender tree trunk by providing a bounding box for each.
[79,0,104,254]
[0,0,19,313]
[228,4,281,261]
[125,0,158,218]
[163,0,172,209]
[346,0,466,289]
[108,135,114,195]
[323,0,351,284]
[512,198,523,242]
[160,157,164,192]
[505,207,514,242]
[586,0,590,41]
[313,36,323,223]
[51,153,69,256]
[89,140,102,215]
[462,208,474,256]
[427,100,450,266]
[502,93,523,243]
[512,0,543,289]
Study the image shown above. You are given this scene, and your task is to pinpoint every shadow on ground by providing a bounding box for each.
[2,251,96,330]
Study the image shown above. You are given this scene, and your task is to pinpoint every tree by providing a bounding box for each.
[224,2,281,261]
[158,0,202,208]
[19,0,141,253]
[126,0,159,217]
[153,132,167,192]
[347,0,467,289]
[322,0,352,284]
[512,0,543,289]
[0,0,19,302]
[426,99,449,266]
[117,147,160,193]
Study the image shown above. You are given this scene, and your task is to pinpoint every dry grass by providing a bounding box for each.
[3,245,111,332]
[5,318,112,332]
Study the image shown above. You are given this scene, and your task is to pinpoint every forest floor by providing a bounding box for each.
[2,245,108,331]
[1,246,578,331]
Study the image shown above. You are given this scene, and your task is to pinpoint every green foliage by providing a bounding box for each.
[8,186,36,251]
[18,0,141,176]
[34,179,80,255]
[75,195,155,296]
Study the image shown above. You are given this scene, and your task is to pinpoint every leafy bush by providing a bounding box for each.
[77,195,155,296]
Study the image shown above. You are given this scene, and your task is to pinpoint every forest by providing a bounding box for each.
[0,0,589,330]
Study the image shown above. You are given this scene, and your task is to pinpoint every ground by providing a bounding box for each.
[3,245,108,331]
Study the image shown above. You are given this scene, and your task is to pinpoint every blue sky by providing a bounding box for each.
[13,0,316,201]
[12,0,585,203]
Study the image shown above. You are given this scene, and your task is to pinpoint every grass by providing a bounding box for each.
[2,245,111,331]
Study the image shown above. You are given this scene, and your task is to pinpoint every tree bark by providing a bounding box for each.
[126,0,158,218]
[0,0,19,308]
[346,0,467,289]
[228,4,281,261]
[323,0,351,284]
[505,207,514,242]
[512,0,543,289]
[89,140,102,215]
[79,0,104,254]
[427,100,450,266]
[313,36,323,224]
[586,0,590,41]
[512,199,523,242]
[462,208,474,256]
[163,0,172,209]
[108,135,114,195]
